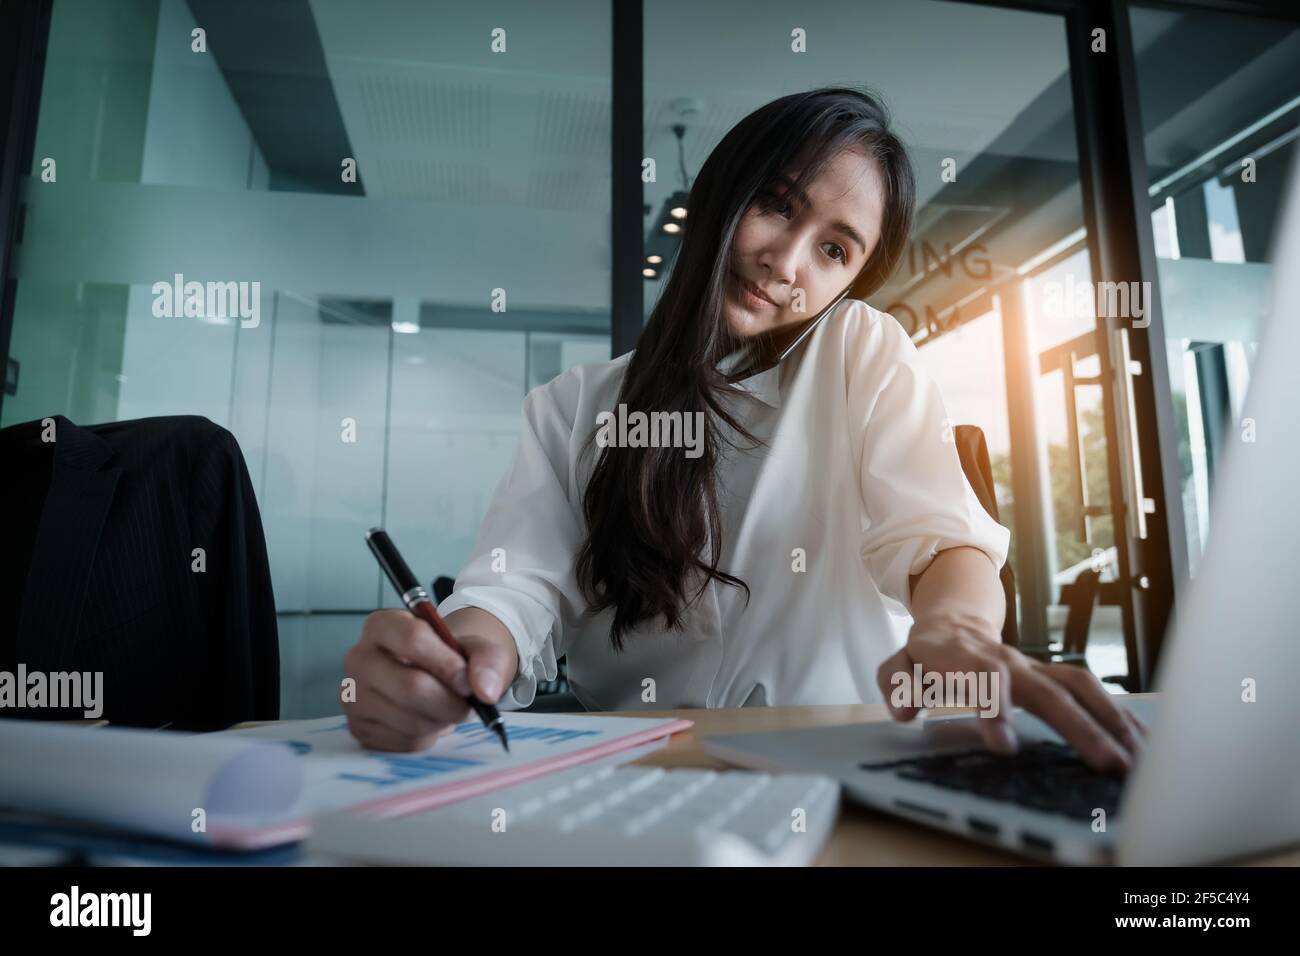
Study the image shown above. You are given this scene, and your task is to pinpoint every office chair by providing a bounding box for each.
[1049,567,1101,666]
[1036,566,1133,691]
[951,428,1129,686]
[0,414,279,730]
[954,425,1020,649]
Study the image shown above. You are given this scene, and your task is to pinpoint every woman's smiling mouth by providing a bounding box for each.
[732,271,779,309]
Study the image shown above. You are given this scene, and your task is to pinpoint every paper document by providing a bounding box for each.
[217,712,692,822]
[0,712,692,851]
[0,720,303,849]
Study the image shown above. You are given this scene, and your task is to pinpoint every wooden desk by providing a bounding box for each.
[238,697,1298,866]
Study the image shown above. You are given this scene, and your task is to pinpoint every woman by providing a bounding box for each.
[343,87,1144,771]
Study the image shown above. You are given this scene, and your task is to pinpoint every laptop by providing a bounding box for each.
[699,154,1300,866]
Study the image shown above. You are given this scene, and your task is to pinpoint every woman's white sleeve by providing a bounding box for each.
[435,371,587,709]
[851,316,1011,614]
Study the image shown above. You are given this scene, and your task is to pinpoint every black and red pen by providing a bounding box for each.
[365,527,509,752]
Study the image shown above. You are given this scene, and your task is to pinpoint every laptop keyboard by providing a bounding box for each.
[860,740,1126,820]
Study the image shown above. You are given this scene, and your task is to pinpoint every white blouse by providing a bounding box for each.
[436,298,1010,711]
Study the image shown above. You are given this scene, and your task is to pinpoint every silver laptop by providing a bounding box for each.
[700,154,1300,866]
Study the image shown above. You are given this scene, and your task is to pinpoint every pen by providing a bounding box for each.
[364,527,509,752]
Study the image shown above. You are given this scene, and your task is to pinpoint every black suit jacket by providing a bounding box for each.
[0,414,279,730]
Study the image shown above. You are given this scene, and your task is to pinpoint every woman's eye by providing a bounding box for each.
[760,193,792,217]
[757,193,845,264]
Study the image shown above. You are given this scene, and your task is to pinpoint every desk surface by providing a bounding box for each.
[237,698,1297,866]
[579,697,1300,866]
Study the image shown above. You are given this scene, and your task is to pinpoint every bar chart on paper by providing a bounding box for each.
[217,712,693,819]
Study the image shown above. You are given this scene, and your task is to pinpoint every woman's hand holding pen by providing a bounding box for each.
[875,612,1148,774]
[343,607,519,752]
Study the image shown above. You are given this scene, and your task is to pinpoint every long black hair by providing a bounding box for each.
[576,86,916,650]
